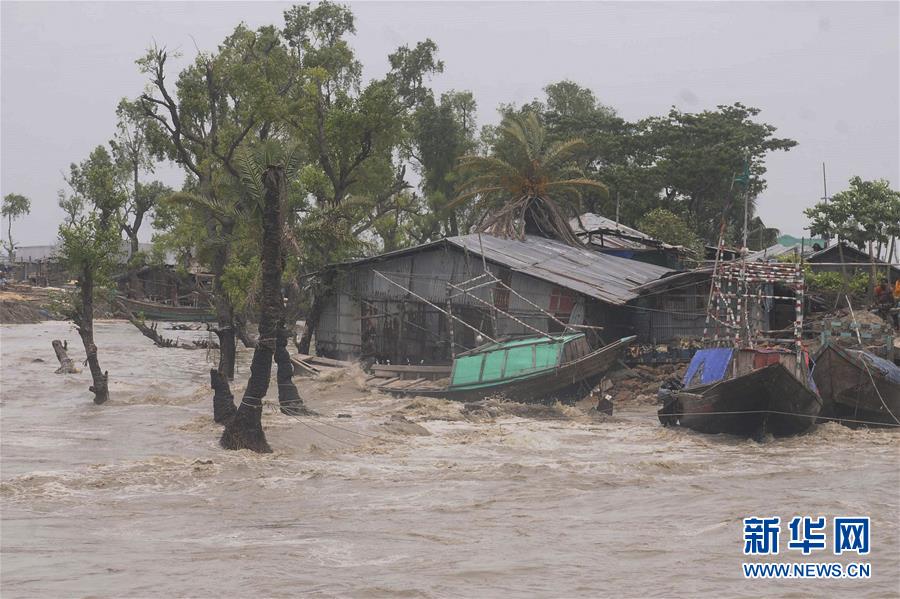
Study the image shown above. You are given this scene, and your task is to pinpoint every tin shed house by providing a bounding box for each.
[308,233,688,363]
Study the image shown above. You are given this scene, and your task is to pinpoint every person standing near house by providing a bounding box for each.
[892,279,900,329]
[874,278,892,303]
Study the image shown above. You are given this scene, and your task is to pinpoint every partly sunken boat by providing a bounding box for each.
[658,347,821,437]
[116,296,216,322]
[372,333,635,403]
[812,343,900,427]
[657,257,821,437]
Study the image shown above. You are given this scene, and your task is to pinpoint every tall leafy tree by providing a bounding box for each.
[408,90,478,239]
[219,144,308,452]
[453,112,607,245]
[638,208,702,256]
[1,193,31,261]
[636,103,796,242]
[281,1,444,350]
[805,176,900,297]
[57,146,127,404]
[136,22,294,379]
[110,100,171,260]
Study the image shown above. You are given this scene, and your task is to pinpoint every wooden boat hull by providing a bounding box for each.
[378,336,633,404]
[658,362,822,437]
[812,344,900,427]
[117,296,216,322]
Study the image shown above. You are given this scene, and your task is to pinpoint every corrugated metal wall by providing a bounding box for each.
[316,244,590,361]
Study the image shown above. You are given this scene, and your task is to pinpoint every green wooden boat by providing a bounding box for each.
[117,296,216,322]
[374,333,636,403]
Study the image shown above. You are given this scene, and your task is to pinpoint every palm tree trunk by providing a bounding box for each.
[75,268,109,404]
[221,165,306,452]
[209,221,237,380]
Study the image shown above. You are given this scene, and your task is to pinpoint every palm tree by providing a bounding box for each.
[452,112,607,245]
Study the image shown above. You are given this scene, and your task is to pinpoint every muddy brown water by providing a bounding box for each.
[1,321,898,597]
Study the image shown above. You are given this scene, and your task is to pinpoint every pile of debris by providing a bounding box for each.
[604,363,687,406]
[807,307,895,360]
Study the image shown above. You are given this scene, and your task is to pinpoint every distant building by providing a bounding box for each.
[805,241,900,280]
[3,242,211,302]
[746,243,803,263]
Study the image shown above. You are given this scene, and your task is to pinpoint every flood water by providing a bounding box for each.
[1,321,898,597]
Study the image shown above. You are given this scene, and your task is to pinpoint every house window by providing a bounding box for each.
[549,286,575,322]
[493,267,511,311]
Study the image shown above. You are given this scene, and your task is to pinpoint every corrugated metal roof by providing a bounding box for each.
[746,243,799,262]
[571,213,654,240]
[570,212,681,251]
[446,234,673,305]
[806,242,900,274]
[326,233,676,305]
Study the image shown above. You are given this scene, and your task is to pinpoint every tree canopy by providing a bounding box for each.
[2,192,31,259]
[453,112,607,245]
[805,176,900,252]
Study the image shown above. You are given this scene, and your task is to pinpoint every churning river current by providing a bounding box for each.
[1,321,898,597]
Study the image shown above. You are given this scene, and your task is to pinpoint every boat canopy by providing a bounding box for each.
[683,348,734,387]
[450,333,584,389]
[850,350,900,384]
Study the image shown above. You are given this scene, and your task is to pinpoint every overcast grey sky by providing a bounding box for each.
[2,1,898,246]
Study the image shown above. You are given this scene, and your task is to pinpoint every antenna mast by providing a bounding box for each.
[821,162,830,247]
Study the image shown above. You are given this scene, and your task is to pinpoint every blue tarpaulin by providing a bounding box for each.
[683,348,734,387]
[853,350,900,384]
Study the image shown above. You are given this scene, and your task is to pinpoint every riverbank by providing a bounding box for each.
[1,321,898,597]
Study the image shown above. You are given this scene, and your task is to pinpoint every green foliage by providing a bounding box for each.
[57,211,122,299]
[282,2,442,231]
[804,268,870,296]
[409,90,478,238]
[2,192,31,258]
[635,103,796,243]
[221,254,260,314]
[804,176,900,249]
[637,208,703,256]
[2,193,31,219]
[454,112,607,243]
[491,85,794,246]
[66,146,127,225]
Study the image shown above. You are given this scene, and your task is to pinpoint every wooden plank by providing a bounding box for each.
[293,354,352,368]
[374,377,400,388]
[394,377,427,389]
[314,365,345,377]
[291,357,320,377]
[371,364,451,374]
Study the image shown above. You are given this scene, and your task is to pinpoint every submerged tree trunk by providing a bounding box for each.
[116,299,180,347]
[234,314,258,349]
[210,368,237,423]
[52,339,78,374]
[275,330,307,415]
[297,293,323,354]
[210,224,237,379]
[74,269,109,404]
[221,165,307,452]
[298,271,335,355]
